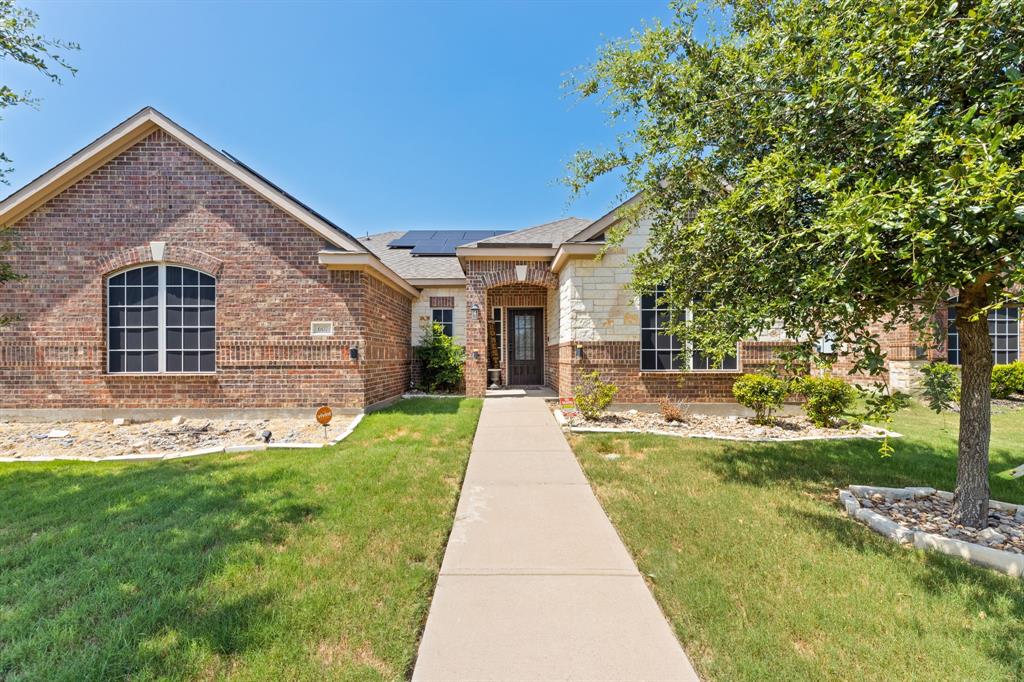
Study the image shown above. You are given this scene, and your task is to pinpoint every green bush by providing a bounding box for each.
[920,361,960,413]
[798,375,857,427]
[414,322,465,393]
[991,361,1024,399]
[574,371,619,420]
[731,373,788,424]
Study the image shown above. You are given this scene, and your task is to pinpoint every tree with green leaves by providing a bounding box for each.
[0,0,77,325]
[569,0,1023,527]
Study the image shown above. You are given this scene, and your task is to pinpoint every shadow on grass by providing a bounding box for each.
[706,436,1024,505]
[780,502,1024,676]
[0,457,321,679]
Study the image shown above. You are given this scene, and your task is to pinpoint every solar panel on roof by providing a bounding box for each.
[387,229,512,255]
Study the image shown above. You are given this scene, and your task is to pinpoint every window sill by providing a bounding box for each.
[106,372,218,377]
[639,369,743,375]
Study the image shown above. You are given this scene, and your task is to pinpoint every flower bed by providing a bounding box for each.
[557,408,895,442]
[839,485,1024,578]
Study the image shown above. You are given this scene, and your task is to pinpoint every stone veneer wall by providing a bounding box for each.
[0,130,411,410]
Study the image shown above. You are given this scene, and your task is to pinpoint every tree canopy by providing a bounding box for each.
[570,0,1023,367]
[569,0,1024,526]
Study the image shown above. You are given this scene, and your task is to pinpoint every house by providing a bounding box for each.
[0,109,1019,415]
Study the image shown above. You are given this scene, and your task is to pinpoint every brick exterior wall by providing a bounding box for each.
[0,130,410,410]
[556,339,794,402]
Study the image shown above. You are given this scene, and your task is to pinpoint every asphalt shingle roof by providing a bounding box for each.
[460,217,592,249]
[357,217,594,282]
[359,231,467,281]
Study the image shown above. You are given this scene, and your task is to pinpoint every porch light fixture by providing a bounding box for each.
[349,345,359,360]
[574,344,584,360]
[470,303,480,319]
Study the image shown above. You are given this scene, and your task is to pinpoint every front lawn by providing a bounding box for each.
[0,398,481,681]
[571,403,1024,681]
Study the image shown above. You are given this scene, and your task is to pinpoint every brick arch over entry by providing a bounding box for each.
[97,244,225,277]
[472,262,558,290]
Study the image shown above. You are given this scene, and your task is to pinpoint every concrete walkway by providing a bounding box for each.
[413,396,698,681]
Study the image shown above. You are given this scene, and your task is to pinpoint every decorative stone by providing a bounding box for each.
[978,528,1007,544]
[46,429,70,438]
[171,416,186,425]
[112,418,131,426]
[842,485,1024,578]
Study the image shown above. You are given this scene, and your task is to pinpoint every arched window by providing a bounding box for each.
[107,265,216,373]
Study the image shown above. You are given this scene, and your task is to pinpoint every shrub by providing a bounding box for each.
[798,375,857,427]
[574,371,619,420]
[991,361,1024,399]
[920,362,960,413]
[414,322,465,393]
[731,373,788,424]
[660,400,686,423]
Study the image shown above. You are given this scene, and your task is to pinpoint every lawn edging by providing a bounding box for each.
[840,485,1024,579]
[0,413,365,465]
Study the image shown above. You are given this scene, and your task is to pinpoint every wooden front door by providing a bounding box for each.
[508,308,544,386]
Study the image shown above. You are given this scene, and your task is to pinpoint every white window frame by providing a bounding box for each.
[107,264,217,374]
[640,286,739,372]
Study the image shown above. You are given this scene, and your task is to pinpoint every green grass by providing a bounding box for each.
[571,402,1024,681]
[0,398,481,681]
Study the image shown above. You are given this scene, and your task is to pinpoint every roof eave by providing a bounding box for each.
[552,242,603,273]
[318,251,420,297]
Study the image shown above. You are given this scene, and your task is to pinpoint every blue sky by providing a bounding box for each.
[4,0,675,235]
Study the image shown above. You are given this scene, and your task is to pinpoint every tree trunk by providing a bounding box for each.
[951,291,993,528]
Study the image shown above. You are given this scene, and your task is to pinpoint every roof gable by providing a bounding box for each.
[0,107,367,253]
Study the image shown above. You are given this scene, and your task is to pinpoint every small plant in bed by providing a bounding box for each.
[797,375,857,428]
[574,371,619,420]
[731,374,788,425]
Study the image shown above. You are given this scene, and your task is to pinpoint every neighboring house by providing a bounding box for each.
[0,109,1019,413]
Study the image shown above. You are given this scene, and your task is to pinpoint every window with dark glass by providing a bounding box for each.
[431,308,453,337]
[947,299,1019,365]
[492,307,502,365]
[641,285,738,371]
[107,265,216,373]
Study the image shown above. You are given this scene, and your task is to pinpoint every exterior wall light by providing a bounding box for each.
[349,345,359,360]
[574,344,584,360]
[470,303,480,319]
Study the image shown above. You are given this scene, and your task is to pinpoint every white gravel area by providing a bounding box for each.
[562,408,892,441]
[0,415,355,459]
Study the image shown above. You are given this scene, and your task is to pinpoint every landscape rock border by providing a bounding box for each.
[0,414,364,465]
[552,409,900,443]
[840,485,1024,578]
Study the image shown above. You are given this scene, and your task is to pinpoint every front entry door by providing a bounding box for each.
[508,308,544,386]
